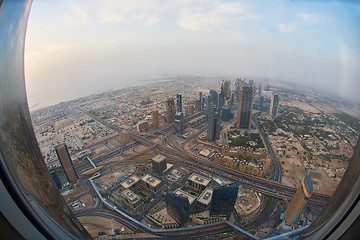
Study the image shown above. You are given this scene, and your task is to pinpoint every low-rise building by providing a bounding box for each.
[142,174,162,192]
[121,189,141,210]
[137,121,149,132]
[197,188,213,209]
[174,189,196,206]
[188,173,211,191]
[121,175,140,190]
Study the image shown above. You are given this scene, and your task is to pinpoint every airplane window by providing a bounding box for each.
[1,0,359,239]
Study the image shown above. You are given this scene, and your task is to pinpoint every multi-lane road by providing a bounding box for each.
[253,113,282,183]
[72,110,330,206]
[129,133,330,205]
[67,110,331,237]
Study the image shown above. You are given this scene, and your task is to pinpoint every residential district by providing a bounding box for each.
[30,75,360,239]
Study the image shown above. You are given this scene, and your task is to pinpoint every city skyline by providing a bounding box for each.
[24,0,360,110]
[29,76,358,237]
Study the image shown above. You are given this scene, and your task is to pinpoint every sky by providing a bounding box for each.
[24,0,360,109]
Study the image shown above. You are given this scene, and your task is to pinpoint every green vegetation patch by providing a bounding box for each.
[313,129,336,141]
[334,112,360,132]
[293,129,311,136]
[229,132,264,149]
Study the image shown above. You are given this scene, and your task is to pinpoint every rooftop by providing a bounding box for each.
[197,188,213,205]
[152,154,166,163]
[174,189,196,205]
[121,175,140,189]
[165,163,174,172]
[188,173,211,187]
[142,174,161,187]
[121,189,140,203]
[302,170,313,198]
[199,148,211,157]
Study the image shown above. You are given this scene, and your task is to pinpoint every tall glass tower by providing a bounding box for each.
[210,182,239,217]
[166,192,190,226]
[236,87,254,129]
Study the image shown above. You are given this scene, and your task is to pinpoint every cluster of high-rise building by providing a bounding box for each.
[49,77,318,235]
[165,174,240,226]
[142,78,273,139]
[163,94,185,134]
[203,79,256,141]
[204,78,258,143]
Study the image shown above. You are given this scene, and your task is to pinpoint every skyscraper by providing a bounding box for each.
[206,95,212,119]
[207,104,216,141]
[270,94,279,117]
[242,79,247,87]
[152,155,167,176]
[50,168,62,189]
[55,144,78,185]
[235,78,241,103]
[258,83,263,98]
[215,111,221,140]
[120,131,130,142]
[175,111,184,134]
[166,192,190,227]
[176,94,183,113]
[224,80,231,100]
[221,106,233,122]
[265,84,270,91]
[166,97,176,123]
[230,92,235,105]
[195,100,201,112]
[152,106,159,128]
[236,87,254,129]
[210,182,239,217]
[259,96,264,111]
[209,90,219,111]
[199,91,204,110]
[219,82,225,111]
[206,99,221,142]
[285,171,313,225]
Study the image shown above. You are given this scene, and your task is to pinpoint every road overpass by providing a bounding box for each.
[129,133,330,205]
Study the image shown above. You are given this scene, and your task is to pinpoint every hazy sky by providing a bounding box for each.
[24,0,360,109]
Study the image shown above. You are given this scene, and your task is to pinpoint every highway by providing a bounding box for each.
[84,172,246,239]
[70,121,329,205]
[68,116,330,206]
[253,113,282,183]
[76,206,234,239]
[74,208,139,232]
[129,133,330,205]
[69,109,330,237]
